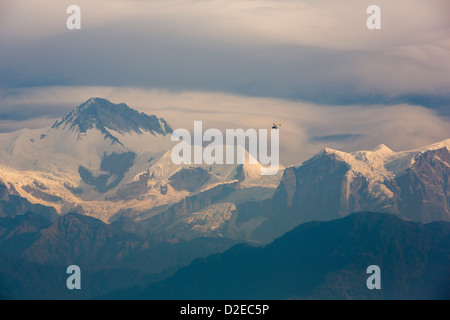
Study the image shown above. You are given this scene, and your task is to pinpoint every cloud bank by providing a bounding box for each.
[1,0,449,105]
[1,86,448,166]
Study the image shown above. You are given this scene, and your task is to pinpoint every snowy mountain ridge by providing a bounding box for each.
[319,139,450,175]
[0,98,282,223]
[303,140,450,202]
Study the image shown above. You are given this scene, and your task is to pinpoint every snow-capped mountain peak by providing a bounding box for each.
[52,98,172,137]
[371,144,394,154]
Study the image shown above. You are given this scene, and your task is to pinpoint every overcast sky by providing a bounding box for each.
[0,0,449,165]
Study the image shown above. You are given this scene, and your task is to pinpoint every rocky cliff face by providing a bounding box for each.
[397,147,450,222]
[272,144,449,223]
[0,182,10,201]
[274,152,350,223]
[126,181,242,241]
[0,182,57,220]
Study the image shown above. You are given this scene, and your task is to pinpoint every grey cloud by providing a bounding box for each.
[310,134,364,143]
[0,0,449,160]
[0,118,56,133]
[0,0,449,112]
[0,104,71,121]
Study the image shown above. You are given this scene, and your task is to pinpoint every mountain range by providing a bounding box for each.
[0,98,281,227]
[112,212,450,300]
[0,98,448,245]
[0,98,449,299]
[236,139,450,242]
